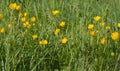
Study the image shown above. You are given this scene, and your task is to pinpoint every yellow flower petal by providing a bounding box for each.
[61,37,68,44]
[94,16,101,21]
[88,24,94,30]
[111,32,119,41]
[52,10,59,15]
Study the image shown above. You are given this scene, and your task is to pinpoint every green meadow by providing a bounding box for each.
[0,0,120,71]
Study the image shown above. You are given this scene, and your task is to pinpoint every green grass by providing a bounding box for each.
[0,0,120,71]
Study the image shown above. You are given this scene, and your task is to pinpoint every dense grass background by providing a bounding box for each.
[0,0,120,71]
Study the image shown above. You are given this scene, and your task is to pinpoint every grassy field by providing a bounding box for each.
[0,0,120,71]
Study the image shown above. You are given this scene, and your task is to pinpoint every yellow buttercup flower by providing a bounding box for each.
[15,5,20,11]
[60,21,65,27]
[88,24,94,30]
[100,22,105,27]
[52,10,59,15]
[117,23,120,28]
[106,26,110,31]
[0,28,5,33]
[94,16,101,21]
[39,40,48,45]
[9,3,17,10]
[23,12,28,17]
[61,37,68,44]
[54,28,60,35]
[23,22,31,29]
[23,22,28,27]
[111,32,119,41]
[25,22,31,29]
[90,31,95,37]
[32,34,38,40]
[100,38,106,45]
[21,17,26,23]
[31,17,36,22]
[0,13,2,20]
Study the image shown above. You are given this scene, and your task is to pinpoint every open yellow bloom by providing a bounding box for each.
[90,31,95,37]
[111,32,119,41]
[100,38,106,45]
[100,22,105,27]
[54,28,60,35]
[60,21,65,27]
[61,37,68,44]
[32,34,38,40]
[88,24,94,30]
[23,12,28,17]
[39,40,48,45]
[117,23,120,28]
[9,3,17,10]
[27,24,31,29]
[0,28,5,33]
[23,22,31,29]
[21,17,26,23]
[31,17,36,22]
[94,16,101,21]
[52,10,59,15]
[15,5,20,11]
[0,13,2,20]
[23,22,28,27]
[106,26,110,31]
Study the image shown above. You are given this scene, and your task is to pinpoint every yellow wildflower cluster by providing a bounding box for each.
[23,22,32,29]
[52,10,68,44]
[87,16,120,45]
[54,21,68,44]
[54,21,66,35]
[9,3,33,29]
[0,2,69,47]
[19,12,36,29]
[9,3,20,11]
